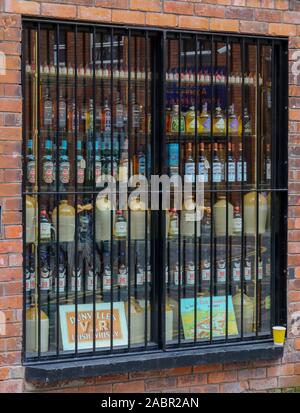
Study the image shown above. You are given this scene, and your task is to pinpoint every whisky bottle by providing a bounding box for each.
[265,144,271,182]
[58,90,67,131]
[228,104,239,135]
[226,142,236,183]
[167,143,179,176]
[114,210,127,239]
[101,98,111,132]
[115,92,125,129]
[170,104,185,133]
[42,139,54,185]
[233,204,242,234]
[236,143,247,182]
[185,105,196,134]
[213,104,225,135]
[27,139,36,185]
[132,93,141,129]
[76,140,86,185]
[197,142,209,183]
[59,140,70,185]
[184,143,195,183]
[43,87,53,128]
[40,208,51,243]
[212,143,222,183]
[168,208,179,237]
[198,102,211,135]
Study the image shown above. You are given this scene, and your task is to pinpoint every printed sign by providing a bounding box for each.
[181,295,238,339]
[60,302,128,351]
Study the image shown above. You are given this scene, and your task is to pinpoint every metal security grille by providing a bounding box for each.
[22,20,288,363]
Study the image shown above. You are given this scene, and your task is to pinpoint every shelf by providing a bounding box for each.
[166,133,254,142]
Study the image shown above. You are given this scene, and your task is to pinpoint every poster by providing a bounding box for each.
[60,302,128,351]
[181,295,238,339]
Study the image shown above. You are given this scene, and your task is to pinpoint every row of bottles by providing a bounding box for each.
[25,250,151,294]
[166,68,263,85]
[42,91,147,132]
[26,137,148,187]
[165,255,270,286]
[26,62,151,81]
[166,102,252,135]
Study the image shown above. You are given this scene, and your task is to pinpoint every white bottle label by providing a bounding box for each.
[237,161,247,182]
[173,268,183,286]
[186,266,195,285]
[71,274,81,292]
[77,161,85,184]
[266,161,271,181]
[27,161,36,184]
[136,268,145,285]
[233,261,241,282]
[59,161,70,184]
[202,260,211,281]
[43,161,54,184]
[244,262,252,281]
[184,162,195,183]
[95,161,102,186]
[40,222,51,240]
[233,217,242,233]
[40,268,51,291]
[217,261,226,283]
[258,261,263,280]
[87,271,96,291]
[198,161,208,183]
[103,270,111,290]
[26,270,31,292]
[227,161,236,182]
[115,221,127,237]
[118,269,128,287]
[213,162,222,182]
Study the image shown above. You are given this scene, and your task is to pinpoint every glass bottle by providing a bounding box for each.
[102,252,112,291]
[202,208,211,238]
[95,141,102,187]
[42,139,54,185]
[185,105,196,134]
[227,142,236,183]
[101,98,111,132]
[167,143,179,176]
[115,92,125,129]
[132,93,141,129]
[71,264,82,293]
[88,98,94,134]
[212,143,222,183]
[27,139,36,185]
[40,208,51,243]
[184,143,195,183]
[237,143,247,182]
[198,102,211,135]
[76,140,86,185]
[228,104,239,135]
[244,107,252,135]
[232,258,241,283]
[136,146,146,176]
[58,90,67,130]
[265,143,271,182]
[201,258,211,281]
[59,140,70,185]
[233,204,242,234]
[114,210,127,239]
[217,259,226,283]
[213,104,226,135]
[197,142,209,183]
[118,253,128,288]
[168,208,179,237]
[43,87,53,128]
[186,261,195,286]
[170,104,185,133]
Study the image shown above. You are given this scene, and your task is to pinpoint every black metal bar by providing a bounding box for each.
[178,33,182,348]
[194,34,198,345]
[240,38,245,341]
[92,26,96,354]
[209,36,214,344]
[225,37,229,342]
[110,27,114,353]
[37,22,41,359]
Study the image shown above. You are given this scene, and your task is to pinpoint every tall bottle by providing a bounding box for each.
[101,98,111,132]
[212,143,222,183]
[265,143,271,182]
[40,208,52,243]
[170,104,185,133]
[58,90,67,130]
[184,143,195,183]
[228,104,239,135]
[59,140,70,185]
[226,142,236,183]
[185,105,196,134]
[43,88,53,128]
[197,142,209,183]
[115,92,125,129]
[198,102,211,135]
[27,139,36,185]
[76,140,86,185]
[42,139,54,185]
[132,93,141,129]
[134,146,146,176]
[213,104,225,135]
[236,143,247,182]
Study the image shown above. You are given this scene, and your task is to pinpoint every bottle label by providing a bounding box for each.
[59,161,70,184]
[133,107,140,128]
[233,261,241,282]
[44,103,53,126]
[43,161,54,184]
[71,274,81,292]
[198,161,209,183]
[116,105,124,128]
[115,221,127,237]
[138,157,146,175]
[173,269,182,286]
[215,118,225,133]
[266,162,271,181]
[227,161,236,182]
[104,111,111,132]
[40,222,51,240]
[266,260,271,275]
[87,271,96,291]
[59,107,66,129]
[202,260,211,281]
[229,118,238,133]
[171,116,185,133]
[169,218,178,236]
[258,262,263,280]
[118,270,128,287]
[186,267,195,285]
[202,118,211,132]
[103,270,111,290]
[213,162,222,182]
[184,162,195,183]
[95,162,102,185]
[40,267,51,291]
[217,262,226,283]
[233,217,242,233]
[136,268,145,285]
[27,161,36,184]
[186,118,196,133]
[237,161,247,182]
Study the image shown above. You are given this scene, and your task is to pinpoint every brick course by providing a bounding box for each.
[0,0,300,393]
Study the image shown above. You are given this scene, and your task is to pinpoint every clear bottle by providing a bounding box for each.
[118,254,128,288]
[212,143,222,183]
[40,261,52,292]
[184,143,195,183]
[42,139,54,185]
[185,261,195,286]
[40,208,51,243]
[55,262,66,294]
[59,140,70,185]
[213,104,225,135]
[87,266,97,292]
[244,259,252,281]
[114,210,127,239]
[43,87,53,128]
[232,258,241,283]
[76,140,86,185]
[202,258,211,281]
[236,143,247,182]
[217,259,226,283]
[27,139,36,185]
[197,142,209,183]
[226,142,236,183]
[170,104,185,133]
[102,253,112,291]
[71,264,82,292]
[168,208,179,237]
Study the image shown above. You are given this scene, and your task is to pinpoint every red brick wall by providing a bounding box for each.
[1,0,300,393]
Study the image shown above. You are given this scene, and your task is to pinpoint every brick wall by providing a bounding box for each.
[1,0,300,393]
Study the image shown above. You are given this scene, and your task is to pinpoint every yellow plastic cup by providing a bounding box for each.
[272,326,286,346]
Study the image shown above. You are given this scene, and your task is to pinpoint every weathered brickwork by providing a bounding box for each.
[0,0,300,393]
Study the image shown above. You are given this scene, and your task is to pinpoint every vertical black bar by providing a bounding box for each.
[225,37,229,342]
[110,27,114,353]
[21,25,27,362]
[37,22,41,359]
[177,33,182,348]
[144,31,149,350]
[127,30,131,351]
[92,26,97,353]
[193,34,198,344]
[240,38,245,341]
[255,40,261,338]
[209,35,214,344]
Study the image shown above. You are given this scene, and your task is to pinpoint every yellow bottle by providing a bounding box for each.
[213,105,225,135]
[185,106,196,134]
[198,102,211,135]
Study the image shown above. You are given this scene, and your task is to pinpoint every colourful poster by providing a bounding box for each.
[60,302,128,351]
[181,296,238,339]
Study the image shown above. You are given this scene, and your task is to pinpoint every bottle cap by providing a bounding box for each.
[117,210,123,215]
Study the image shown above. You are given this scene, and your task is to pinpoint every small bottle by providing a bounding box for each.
[243,107,252,135]
[102,253,112,291]
[76,140,86,185]
[201,259,211,281]
[232,258,241,283]
[71,265,82,292]
[114,210,127,239]
[265,144,271,182]
[55,263,66,294]
[236,143,247,182]
[42,139,54,185]
[170,104,185,133]
[213,104,225,135]
[212,143,222,183]
[118,259,128,288]
[233,204,242,234]
[43,88,53,128]
[226,142,236,183]
[202,208,211,238]
[136,262,145,286]
[173,263,183,286]
[58,90,67,130]
[184,143,195,183]
[186,261,195,286]
[40,209,51,243]
[40,263,52,291]
[59,140,70,185]
[87,267,97,292]
[217,259,226,283]
[27,139,36,185]
[115,92,125,129]
[244,259,252,281]
[228,104,239,135]
[197,142,209,183]
[101,98,111,132]
[258,259,263,280]
[168,208,179,237]
[132,93,141,129]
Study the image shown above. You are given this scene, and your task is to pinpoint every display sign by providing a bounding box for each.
[181,295,238,339]
[59,302,128,351]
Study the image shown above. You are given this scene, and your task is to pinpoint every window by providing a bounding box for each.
[22,21,288,363]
